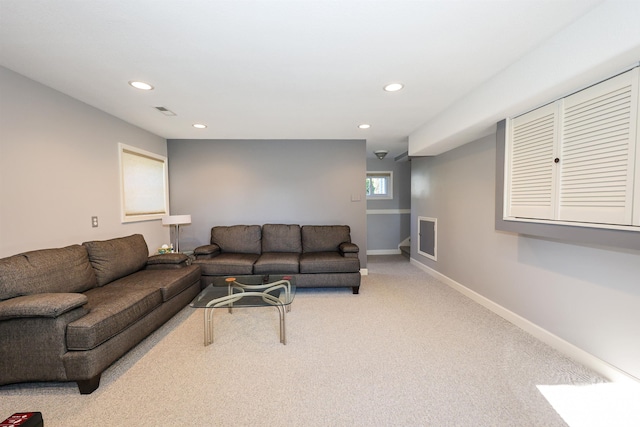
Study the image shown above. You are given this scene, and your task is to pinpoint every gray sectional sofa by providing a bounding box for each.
[0,234,201,394]
[193,224,361,293]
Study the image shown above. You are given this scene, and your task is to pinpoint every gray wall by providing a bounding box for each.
[0,66,169,257]
[366,157,411,253]
[411,133,640,380]
[167,139,367,267]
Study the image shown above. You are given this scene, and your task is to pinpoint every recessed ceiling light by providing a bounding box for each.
[193,123,207,129]
[128,81,154,91]
[384,83,404,92]
[358,124,371,129]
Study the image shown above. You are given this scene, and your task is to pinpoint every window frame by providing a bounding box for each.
[366,171,393,200]
[118,143,169,223]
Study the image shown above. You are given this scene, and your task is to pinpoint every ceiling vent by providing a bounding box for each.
[154,106,176,116]
[394,151,411,162]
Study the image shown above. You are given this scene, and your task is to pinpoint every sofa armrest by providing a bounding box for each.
[0,294,89,386]
[339,242,359,258]
[146,253,189,269]
[194,244,221,260]
[0,293,88,321]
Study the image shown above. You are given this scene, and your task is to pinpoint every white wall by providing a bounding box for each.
[0,67,169,257]
[167,138,367,267]
[411,134,640,381]
[409,0,640,156]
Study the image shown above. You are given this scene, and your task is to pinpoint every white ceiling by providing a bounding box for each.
[0,0,604,159]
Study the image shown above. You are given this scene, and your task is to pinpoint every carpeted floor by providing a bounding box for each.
[0,255,622,426]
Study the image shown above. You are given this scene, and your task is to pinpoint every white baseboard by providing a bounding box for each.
[367,249,401,255]
[360,268,368,276]
[410,257,639,385]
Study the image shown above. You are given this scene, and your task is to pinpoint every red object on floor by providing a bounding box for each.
[0,412,43,427]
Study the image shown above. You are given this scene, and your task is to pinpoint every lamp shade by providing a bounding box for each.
[162,214,191,225]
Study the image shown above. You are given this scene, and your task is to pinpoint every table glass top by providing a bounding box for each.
[190,275,296,308]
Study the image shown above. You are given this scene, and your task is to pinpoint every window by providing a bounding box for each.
[504,66,640,230]
[366,171,393,200]
[119,143,169,223]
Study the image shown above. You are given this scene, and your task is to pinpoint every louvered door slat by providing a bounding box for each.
[507,104,557,218]
[505,67,639,228]
[558,70,637,225]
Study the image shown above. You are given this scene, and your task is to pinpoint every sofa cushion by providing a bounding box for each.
[66,284,162,350]
[194,253,258,276]
[83,234,149,286]
[301,225,352,253]
[0,245,97,300]
[262,224,302,253]
[117,267,201,302]
[254,253,300,274]
[211,225,262,254]
[299,252,360,273]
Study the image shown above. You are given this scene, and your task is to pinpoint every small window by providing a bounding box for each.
[119,143,169,223]
[366,171,393,200]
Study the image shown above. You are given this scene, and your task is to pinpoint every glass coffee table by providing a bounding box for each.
[190,275,296,345]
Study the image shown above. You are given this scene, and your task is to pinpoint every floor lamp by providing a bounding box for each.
[162,214,191,253]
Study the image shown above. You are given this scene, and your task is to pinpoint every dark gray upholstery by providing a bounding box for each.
[195,224,360,292]
[301,225,351,252]
[0,293,87,320]
[67,285,162,350]
[293,272,361,288]
[83,234,149,286]
[1,309,88,384]
[130,268,202,302]
[262,224,302,253]
[62,283,197,386]
[299,252,360,273]
[254,252,300,274]
[211,225,261,254]
[0,245,97,300]
[254,224,302,274]
[0,234,202,393]
[339,242,360,258]
[146,253,189,269]
[196,253,259,276]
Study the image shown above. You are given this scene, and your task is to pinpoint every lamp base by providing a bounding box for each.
[173,224,182,253]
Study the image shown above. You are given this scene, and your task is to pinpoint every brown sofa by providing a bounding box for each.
[193,224,361,293]
[0,234,201,394]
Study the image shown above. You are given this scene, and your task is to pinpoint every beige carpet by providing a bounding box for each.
[0,256,614,426]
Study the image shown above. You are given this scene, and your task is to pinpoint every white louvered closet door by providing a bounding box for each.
[558,68,639,225]
[507,102,558,220]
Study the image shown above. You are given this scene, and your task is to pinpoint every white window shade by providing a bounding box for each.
[119,143,169,222]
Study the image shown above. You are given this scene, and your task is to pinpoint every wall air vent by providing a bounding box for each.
[154,106,176,116]
[418,216,437,261]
